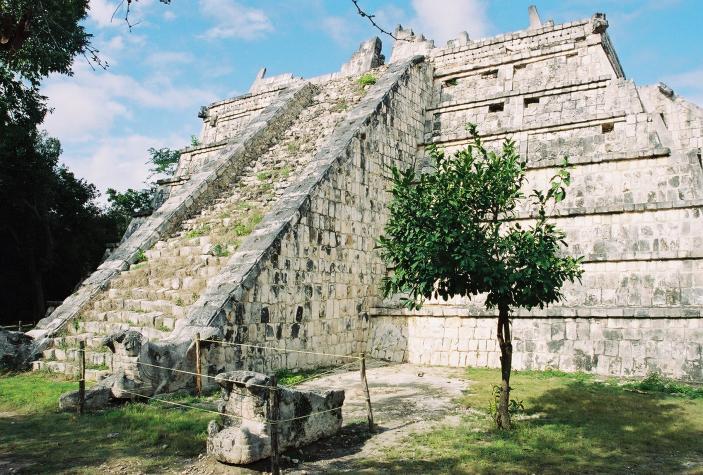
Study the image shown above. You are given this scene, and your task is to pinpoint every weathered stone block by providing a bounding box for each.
[207,371,344,465]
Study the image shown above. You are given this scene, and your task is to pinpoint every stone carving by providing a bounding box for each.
[591,12,609,34]
[657,82,675,98]
[340,37,384,75]
[0,330,35,371]
[528,5,542,30]
[389,25,435,63]
[103,329,143,356]
[207,371,344,465]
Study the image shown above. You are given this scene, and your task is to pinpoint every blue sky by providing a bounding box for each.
[41,0,703,198]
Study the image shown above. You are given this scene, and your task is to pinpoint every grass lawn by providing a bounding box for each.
[362,368,703,474]
[0,372,213,474]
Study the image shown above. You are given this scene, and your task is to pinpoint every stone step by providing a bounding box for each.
[106,284,204,304]
[50,334,103,349]
[110,255,227,284]
[110,269,215,290]
[90,297,188,317]
[68,321,171,340]
[148,243,212,258]
[42,348,112,366]
[32,360,73,375]
[31,360,110,382]
[132,254,226,272]
[80,310,177,333]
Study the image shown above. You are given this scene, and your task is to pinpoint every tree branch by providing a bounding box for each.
[351,0,406,41]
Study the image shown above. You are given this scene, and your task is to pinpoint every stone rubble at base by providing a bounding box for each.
[20,6,703,401]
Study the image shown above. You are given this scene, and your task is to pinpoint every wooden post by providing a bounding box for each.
[78,341,85,415]
[268,375,280,475]
[360,353,374,432]
[18,320,22,332]
[194,333,202,396]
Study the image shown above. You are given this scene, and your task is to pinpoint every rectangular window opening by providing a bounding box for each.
[601,122,615,134]
[481,69,499,79]
[524,97,540,108]
[444,78,459,87]
[488,102,504,113]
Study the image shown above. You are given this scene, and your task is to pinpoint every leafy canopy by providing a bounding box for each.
[379,124,583,311]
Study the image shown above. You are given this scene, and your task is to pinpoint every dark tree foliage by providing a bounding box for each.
[0,132,118,325]
[379,125,583,429]
[105,187,154,237]
[0,0,113,325]
[0,0,91,79]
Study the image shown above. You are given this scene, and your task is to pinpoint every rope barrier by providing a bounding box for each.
[115,387,343,425]
[284,361,360,387]
[117,388,253,422]
[112,356,359,392]
[111,358,276,391]
[201,339,363,361]
[67,336,375,431]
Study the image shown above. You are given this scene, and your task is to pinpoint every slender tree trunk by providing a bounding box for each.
[496,302,513,429]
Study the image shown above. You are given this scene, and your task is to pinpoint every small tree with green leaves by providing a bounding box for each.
[147,147,180,177]
[379,124,583,429]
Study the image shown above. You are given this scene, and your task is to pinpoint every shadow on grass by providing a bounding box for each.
[0,403,211,474]
[286,420,375,466]
[354,379,703,474]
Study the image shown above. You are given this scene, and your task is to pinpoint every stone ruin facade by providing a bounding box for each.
[15,6,702,402]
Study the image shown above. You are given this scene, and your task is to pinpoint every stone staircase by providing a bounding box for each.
[32,70,382,380]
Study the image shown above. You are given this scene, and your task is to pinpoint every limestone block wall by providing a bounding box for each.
[431,80,639,141]
[368,313,703,381]
[639,85,703,154]
[178,57,432,374]
[368,12,703,382]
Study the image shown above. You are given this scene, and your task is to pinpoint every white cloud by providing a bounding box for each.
[105,35,125,52]
[374,5,409,33]
[163,10,177,21]
[64,132,185,198]
[199,0,273,40]
[88,0,120,28]
[663,69,703,107]
[42,79,130,141]
[73,135,156,193]
[321,16,354,47]
[410,0,490,45]
[42,64,215,140]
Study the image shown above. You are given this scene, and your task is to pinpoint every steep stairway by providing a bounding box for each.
[32,70,384,380]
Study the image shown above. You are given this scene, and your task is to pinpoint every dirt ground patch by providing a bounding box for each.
[185,363,468,474]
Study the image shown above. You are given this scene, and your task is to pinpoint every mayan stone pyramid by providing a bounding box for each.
[27,7,703,401]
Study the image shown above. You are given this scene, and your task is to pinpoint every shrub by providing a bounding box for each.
[358,73,377,87]
[134,249,147,263]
